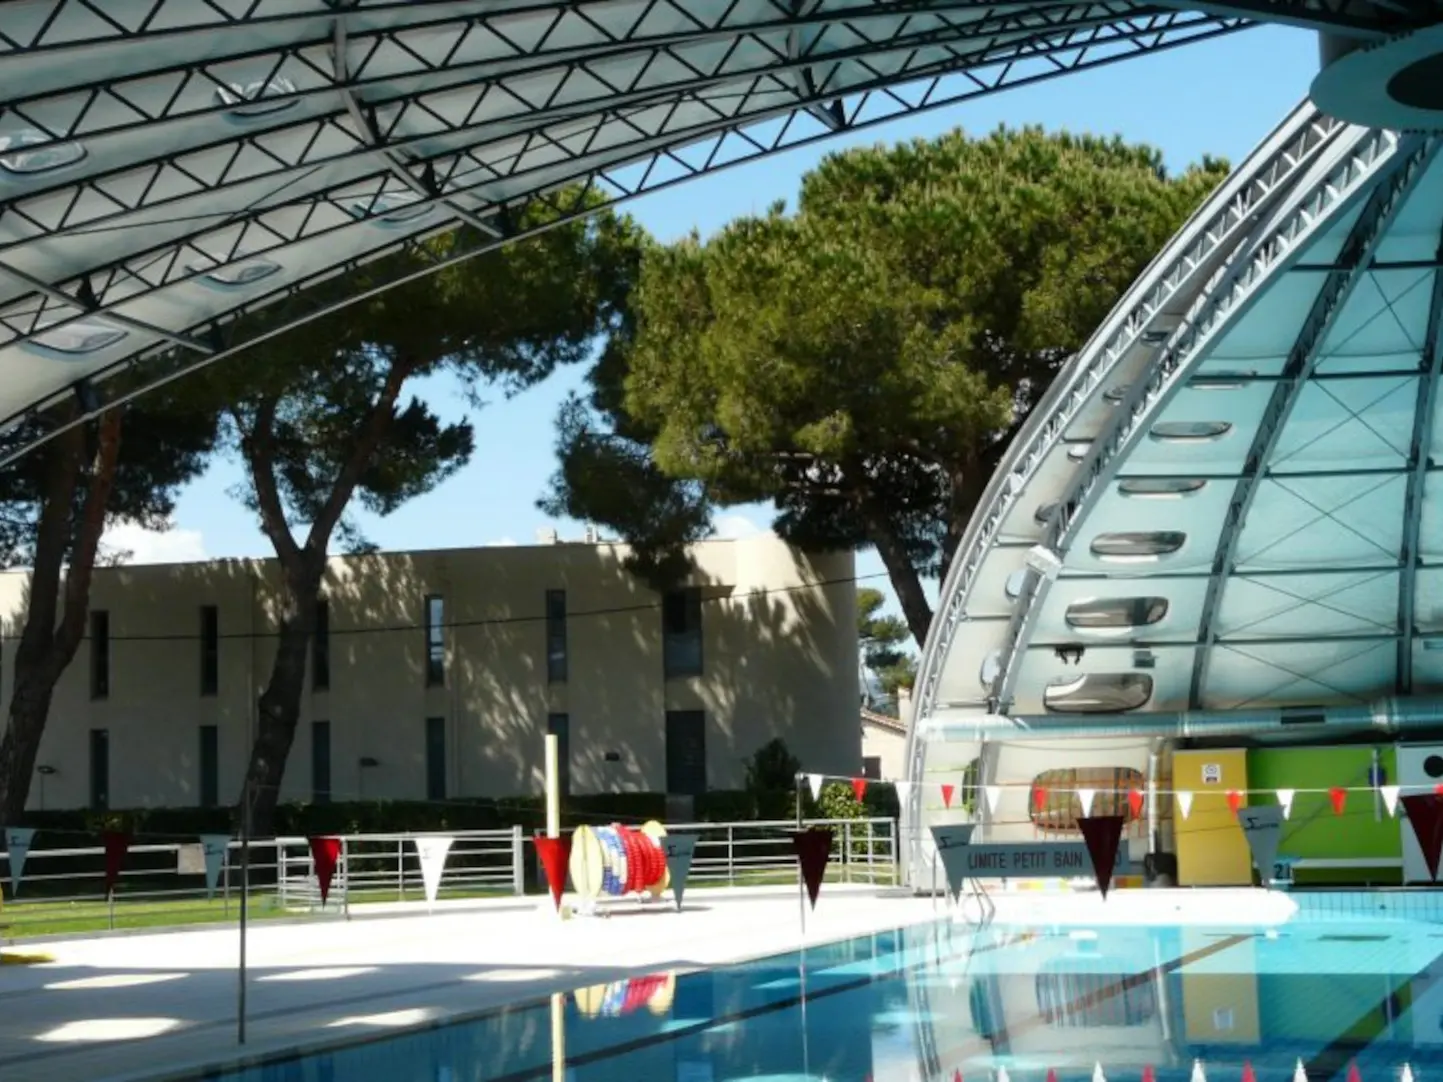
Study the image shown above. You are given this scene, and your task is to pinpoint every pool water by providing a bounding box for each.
[217,914,1443,1082]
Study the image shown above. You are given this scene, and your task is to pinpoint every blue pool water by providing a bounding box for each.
[214,912,1443,1082]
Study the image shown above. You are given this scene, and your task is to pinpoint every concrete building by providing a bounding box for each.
[4,533,859,811]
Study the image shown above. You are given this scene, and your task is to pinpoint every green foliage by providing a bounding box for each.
[547,127,1229,643]
[858,587,914,711]
[744,738,802,795]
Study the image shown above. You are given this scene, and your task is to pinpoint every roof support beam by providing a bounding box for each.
[1187,138,1436,709]
[1396,231,1443,693]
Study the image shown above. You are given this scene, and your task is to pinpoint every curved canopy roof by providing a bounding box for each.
[912,101,1443,744]
[0,0,1428,463]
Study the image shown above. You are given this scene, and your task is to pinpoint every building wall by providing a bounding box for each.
[861,719,907,781]
[2,534,859,810]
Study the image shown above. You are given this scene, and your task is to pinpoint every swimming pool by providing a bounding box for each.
[210,910,1443,1082]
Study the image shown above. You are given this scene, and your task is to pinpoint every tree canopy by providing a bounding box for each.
[857,587,914,711]
[216,198,647,833]
[547,126,1229,644]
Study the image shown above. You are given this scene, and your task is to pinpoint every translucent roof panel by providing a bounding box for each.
[0,0,1271,461]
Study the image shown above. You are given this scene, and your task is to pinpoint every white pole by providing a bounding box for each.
[550,991,566,1082]
[544,734,560,840]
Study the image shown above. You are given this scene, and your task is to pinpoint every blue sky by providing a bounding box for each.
[125,26,1322,638]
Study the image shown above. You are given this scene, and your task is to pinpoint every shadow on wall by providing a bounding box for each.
[15,539,854,809]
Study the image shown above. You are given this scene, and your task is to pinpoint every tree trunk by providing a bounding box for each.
[240,559,322,838]
[862,510,933,649]
[0,410,124,822]
[937,461,987,590]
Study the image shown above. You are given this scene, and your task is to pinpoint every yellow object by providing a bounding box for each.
[1181,929,1260,1042]
[640,820,671,895]
[1174,748,1253,886]
[0,951,53,966]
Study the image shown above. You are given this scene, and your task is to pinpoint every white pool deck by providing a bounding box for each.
[0,885,943,1082]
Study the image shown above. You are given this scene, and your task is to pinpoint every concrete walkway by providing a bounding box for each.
[0,885,942,1082]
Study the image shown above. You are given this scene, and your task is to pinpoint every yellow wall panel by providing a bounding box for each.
[1181,930,1260,1044]
[1174,749,1252,886]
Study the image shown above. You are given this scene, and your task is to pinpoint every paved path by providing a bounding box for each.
[0,885,942,1082]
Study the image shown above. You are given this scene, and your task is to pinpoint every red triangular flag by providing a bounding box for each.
[1347,1062,1361,1082]
[1034,785,1049,812]
[1243,1062,1257,1082]
[102,831,130,897]
[1077,815,1126,898]
[1143,1068,1155,1082]
[1226,790,1242,814]
[953,1071,962,1082]
[534,833,573,911]
[851,777,867,802]
[792,827,834,909]
[1434,783,1443,798]
[1128,788,1144,818]
[1330,787,1347,816]
[1402,793,1443,881]
[1048,1069,1059,1082]
[308,836,342,905]
[941,783,955,809]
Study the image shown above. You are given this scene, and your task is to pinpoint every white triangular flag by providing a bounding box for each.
[1078,788,1096,817]
[1177,791,1194,820]
[1295,1060,1308,1082]
[413,836,454,906]
[984,785,1002,815]
[1400,1064,1414,1082]
[997,1067,1011,1082]
[1277,789,1295,819]
[199,834,230,899]
[807,774,824,801]
[1094,1063,1107,1082]
[1381,785,1401,817]
[894,780,912,801]
[1192,1060,1207,1082]
[5,827,35,895]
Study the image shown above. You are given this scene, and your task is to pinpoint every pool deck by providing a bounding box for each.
[0,885,942,1082]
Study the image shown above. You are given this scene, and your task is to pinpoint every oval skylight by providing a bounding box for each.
[1150,420,1232,443]
[1034,501,1059,525]
[28,320,128,355]
[1004,568,1028,600]
[215,77,300,118]
[350,192,435,226]
[186,258,282,288]
[1043,673,1153,713]
[0,129,85,175]
[1118,478,1207,498]
[1103,385,1128,404]
[1190,370,1256,390]
[979,650,1002,688]
[1065,596,1169,630]
[1066,444,1089,462]
[1090,531,1185,559]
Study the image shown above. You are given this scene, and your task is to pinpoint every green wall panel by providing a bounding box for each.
[1244,746,1400,883]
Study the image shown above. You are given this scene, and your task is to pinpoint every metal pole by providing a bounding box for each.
[794,772,803,830]
[797,837,807,939]
[238,778,251,1046]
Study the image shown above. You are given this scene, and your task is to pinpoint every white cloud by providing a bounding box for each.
[712,513,767,540]
[484,537,518,547]
[100,521,207,566]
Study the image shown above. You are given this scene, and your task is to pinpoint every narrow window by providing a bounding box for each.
[199,725,219,808]
[547,713,571,798]
[546,589,568,683]
[200,605,219,696]
[312,721,331,804]
[424,595,444,687]
[312,599,330,691]
[425,716,446,801]
[90,610,109,700]
[662,588,703,678]
[862,756,882,781]
[89,728,109,810]
[1149,420,1232,442]
[1065,597,1170,630]
[665,710,707,796]
[1090,531,1186,560]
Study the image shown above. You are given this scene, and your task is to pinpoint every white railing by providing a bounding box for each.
[0,816,898,939]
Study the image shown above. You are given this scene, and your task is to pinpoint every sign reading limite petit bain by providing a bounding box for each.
[955,842,1125,878]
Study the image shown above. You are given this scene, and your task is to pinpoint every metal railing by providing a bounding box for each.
[0,816,897,939]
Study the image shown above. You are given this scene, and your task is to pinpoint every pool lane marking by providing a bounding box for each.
[923,932,1256,1070]
[1300,954,1440,1082]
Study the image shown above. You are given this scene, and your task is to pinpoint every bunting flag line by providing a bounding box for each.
[1176,791,1194,820]
[851,777,868,802]
[894,781,911,802]
[1330,787,1348,816]
[102,831,130,898]
[1226,790,1243,815]
[941,783,955,809]
[1193,1060,1208,1082]
[930,824,976,900]
[1381,785,1401,817]
[1077,789,1096,817]
[1402,794,1443,882]
[1402,1064,1416,1082]
[1142,1067,1156,1082]
[1077,815,1125,899]
[534,832,573,912]
[791,827,833,910]
[1293,1059,1307,1082]
[1242,1064,1256,1082]
[199,834,229,900]
[662,833,697,911]
[806,774,824,802]
[309,836,342,906]
[413,836,454,906]
[1093,1064,1107,1082]
[1128,789,1144,818]
[1033,785,1049,812]
[1277,789,1295,819]
[5,826,34,896]
[984,786,1002,815]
